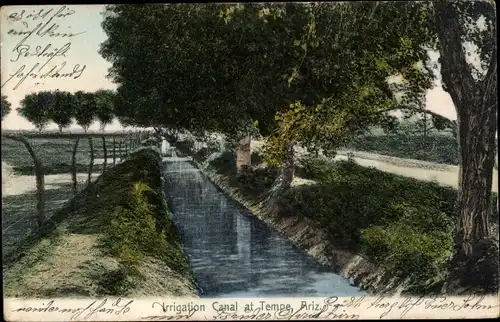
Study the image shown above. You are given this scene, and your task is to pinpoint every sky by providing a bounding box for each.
[1,4,458,131]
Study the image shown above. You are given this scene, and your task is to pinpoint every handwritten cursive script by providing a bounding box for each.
[367,295,499,319]
[11,298,133,321]
[2,5,87,90]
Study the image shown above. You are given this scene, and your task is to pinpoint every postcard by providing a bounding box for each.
[1,3,498,321]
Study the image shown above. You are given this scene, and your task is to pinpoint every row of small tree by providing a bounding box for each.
[15,89,117,132]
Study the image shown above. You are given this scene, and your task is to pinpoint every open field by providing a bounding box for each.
[1,136,131,175]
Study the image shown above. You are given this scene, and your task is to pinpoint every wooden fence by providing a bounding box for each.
[3,130,153,230]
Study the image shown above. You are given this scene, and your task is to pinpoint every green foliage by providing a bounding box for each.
[73,91,96,132]
[262,2,438,165]
[278,157,458,291]
[94,89,116,131]
[100,4,296,137]
[93,149,191,280]
[15,89,116,132]
[17,91,53,132]
[209,151,236,175]
[104,182,167,269]
[234,166,280,197]
[1,95,12,121]
[48,90,75,132]
[361,222,452,281]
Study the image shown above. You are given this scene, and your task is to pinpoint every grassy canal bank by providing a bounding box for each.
[3,148,197,298]
[171,136,498,296]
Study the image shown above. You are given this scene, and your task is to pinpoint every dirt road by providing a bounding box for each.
[250,140,498,192]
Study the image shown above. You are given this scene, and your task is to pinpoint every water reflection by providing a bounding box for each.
[163,156,366,298]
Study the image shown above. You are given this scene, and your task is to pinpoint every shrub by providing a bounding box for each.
[251,151,263,165]
[361,222,452,282]
[235,166,280,197]
[209,151,236,175]
[278,157,459,291]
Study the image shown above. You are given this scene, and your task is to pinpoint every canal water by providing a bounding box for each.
[162,151,366,298]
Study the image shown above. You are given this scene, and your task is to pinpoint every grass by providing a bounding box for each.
[2,181,88,260]
[1,136,141,175]
[3,148,196,298]
[204,149,499,295]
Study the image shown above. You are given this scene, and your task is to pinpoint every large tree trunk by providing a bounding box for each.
[435,0,499,295]
[281,140,296,189]
[236,134,251,172]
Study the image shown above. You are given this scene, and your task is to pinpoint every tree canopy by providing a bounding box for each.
[48,90,75,132]
[1,95,12,121]
[17,91,53,132]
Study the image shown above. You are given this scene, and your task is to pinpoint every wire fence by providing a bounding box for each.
[1,130,154,259]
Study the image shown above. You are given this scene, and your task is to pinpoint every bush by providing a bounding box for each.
[361,223,452,281]
[278,158,459,292]
[209,151,236,175]
[235,166,280,197]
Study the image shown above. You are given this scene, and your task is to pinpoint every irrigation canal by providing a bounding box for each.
[162,149,366,298]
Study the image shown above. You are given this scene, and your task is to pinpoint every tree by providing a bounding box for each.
[262,0,498,293]
[432,0,498,295]
[17,91,53,132]
[48,90,75,132]
[94,89,116,131]
[74,91,96,132]
[100,4,320,171]
[1,95,12,121]
[261,2,437,186]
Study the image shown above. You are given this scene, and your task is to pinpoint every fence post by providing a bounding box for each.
[71,137,80,195]
[102,135,107,173]
[118,141,122,163]
[129,134,133,151]
[112,136,116,165]
[87,137,94,185]
[5,135,45,228]
[125,141,128,156]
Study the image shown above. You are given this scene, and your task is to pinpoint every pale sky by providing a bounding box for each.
[0,4,458,131]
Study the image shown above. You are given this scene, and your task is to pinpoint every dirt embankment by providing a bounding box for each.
[3,148,197,298]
